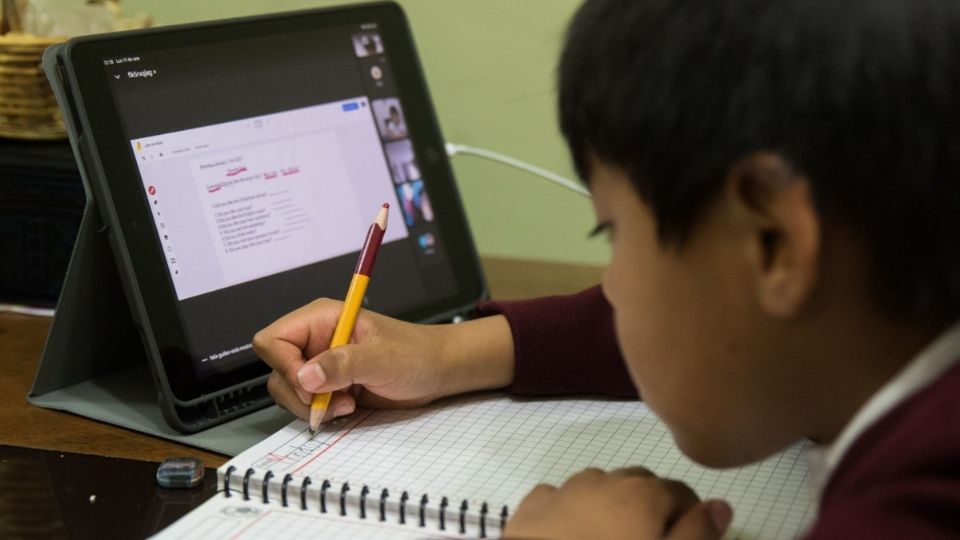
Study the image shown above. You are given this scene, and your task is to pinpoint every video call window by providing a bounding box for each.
[352,32,384,57]
[396,179,434,227]
[385,139,421,184]
[372,97,408,141]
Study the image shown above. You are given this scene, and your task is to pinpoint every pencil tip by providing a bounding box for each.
[375,204,389,229]
[309,407,323,435]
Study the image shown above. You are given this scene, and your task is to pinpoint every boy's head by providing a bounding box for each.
[560,0,960,325]
[559,0,960,465]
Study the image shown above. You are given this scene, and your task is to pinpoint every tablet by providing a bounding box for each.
[45,1,486,433]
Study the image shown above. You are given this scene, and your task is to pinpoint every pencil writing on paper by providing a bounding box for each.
[309,203,390,433]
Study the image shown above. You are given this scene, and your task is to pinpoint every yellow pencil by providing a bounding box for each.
[309,203,389,433]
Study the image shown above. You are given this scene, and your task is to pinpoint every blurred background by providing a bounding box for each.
[1,0,606,307]
[127,0,608,266]
[123,0,608,264]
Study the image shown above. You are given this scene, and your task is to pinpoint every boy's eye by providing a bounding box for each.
[588,222,612,240]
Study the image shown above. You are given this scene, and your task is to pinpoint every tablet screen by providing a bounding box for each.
[132,97,412,303]
[63,6,484,403]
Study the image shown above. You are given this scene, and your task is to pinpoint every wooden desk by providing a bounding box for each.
[0,257,602,468]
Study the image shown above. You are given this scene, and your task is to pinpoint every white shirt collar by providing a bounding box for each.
[806,319,960,498]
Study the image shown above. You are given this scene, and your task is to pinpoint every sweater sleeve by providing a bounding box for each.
[475,286,638,399]
[805,482,960,539]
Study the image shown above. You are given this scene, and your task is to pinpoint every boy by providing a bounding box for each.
[253,0,960,537]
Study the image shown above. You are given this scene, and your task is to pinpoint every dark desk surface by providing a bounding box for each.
[0,445,218,539]
[0,256,603,468]
[0,256,601,537]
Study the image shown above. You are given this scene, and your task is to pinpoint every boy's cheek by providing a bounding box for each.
[610,300,655,399]
[600,266,615,307]
[601,238,641,314]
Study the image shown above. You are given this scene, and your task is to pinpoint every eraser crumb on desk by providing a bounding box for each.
[157,457,204,488]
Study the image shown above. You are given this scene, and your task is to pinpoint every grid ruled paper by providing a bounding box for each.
[213,393,814,540]
[154,502,439,540]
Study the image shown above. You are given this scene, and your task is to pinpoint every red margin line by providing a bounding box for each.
[289,410,375,476]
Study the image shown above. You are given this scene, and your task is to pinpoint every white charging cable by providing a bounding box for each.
[444,142,591,198]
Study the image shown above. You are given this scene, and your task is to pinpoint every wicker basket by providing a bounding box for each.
[0,1,152,140]
[0,32,65,140]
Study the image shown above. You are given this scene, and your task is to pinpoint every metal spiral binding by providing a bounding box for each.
[281,474,294,507]
[399,491,409,524]
[300,477,312,511]
[223,465,236,498]
[220,468,506,537]
[359,485,369,519]
[480,502,489,538]
[339,482,350,516]
[242,468,255,501]
[419,494,428,527]
[320,479,331,513]
[379,488,389,521]
[261,471,274,504]
[439,497,449,530]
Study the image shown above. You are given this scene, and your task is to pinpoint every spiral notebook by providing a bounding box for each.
[152,393,814,539]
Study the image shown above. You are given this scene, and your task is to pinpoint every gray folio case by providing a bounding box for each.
[29,44,293,456]
[29,3,487,455]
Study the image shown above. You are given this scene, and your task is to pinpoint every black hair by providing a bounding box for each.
[559,0,960,324]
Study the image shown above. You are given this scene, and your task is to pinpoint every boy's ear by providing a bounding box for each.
[725,153,820,318]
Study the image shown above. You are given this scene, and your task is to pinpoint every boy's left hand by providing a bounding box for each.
[504,467,733,539]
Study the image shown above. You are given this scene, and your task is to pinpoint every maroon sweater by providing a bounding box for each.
[476,286,636,399]
[477,286,960,538]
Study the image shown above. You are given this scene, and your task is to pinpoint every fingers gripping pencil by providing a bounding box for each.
[309,203,389,433]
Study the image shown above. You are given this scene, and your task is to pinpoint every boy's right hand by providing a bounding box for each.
[505,467,732,540]
[252,298,515,423]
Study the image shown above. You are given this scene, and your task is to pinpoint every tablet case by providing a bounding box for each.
[28,44,293,456]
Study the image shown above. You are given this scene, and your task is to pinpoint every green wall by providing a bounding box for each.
[122,0,608,265]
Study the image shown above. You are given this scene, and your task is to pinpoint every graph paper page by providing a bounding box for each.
[214,393,813,540]
[152,496,445,540]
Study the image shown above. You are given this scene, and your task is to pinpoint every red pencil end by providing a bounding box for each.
[358,206,388,275]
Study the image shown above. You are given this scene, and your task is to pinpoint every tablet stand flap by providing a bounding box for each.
[31,45,143,396]
[27,199,293,455]
[29,360,294,456]
[28,48,293,454]
[29,199,144,397]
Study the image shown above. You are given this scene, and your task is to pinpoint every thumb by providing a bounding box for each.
[666,500,732,540]
[297,345,382,393]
